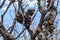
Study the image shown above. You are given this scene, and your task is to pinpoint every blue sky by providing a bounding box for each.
[0,0,60,40]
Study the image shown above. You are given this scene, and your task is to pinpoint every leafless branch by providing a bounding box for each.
[0,0,6,9]
[1,2,11,23]
[10,18,16,34]
[16,27,26,39]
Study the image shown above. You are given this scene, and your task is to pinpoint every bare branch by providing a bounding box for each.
[16,27,26,39]
[10,18,16,34]
[2,2,11,16]
[1,2,11,23]
[32,10,38,21]
[0,0,6,9]
[13,3,17,13]
[31,13,46,39]
[47,0,53,11]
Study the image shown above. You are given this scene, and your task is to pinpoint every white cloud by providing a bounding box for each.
[6,0,10,3]
[2,7,7,11]
[27,0,37,7]
[0,0,10,4]
[0,0,3,2]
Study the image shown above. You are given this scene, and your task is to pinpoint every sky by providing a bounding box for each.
[0,0,60,40]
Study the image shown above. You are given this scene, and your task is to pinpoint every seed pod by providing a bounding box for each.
[48,19,53,25]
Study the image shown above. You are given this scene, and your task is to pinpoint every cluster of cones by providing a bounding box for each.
[15,9,35,29]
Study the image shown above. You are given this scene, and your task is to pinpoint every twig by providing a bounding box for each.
[1,2,11,23]
[47,0,53,11]
[10,18,16,34]
[16,27,26,39]
[31,13,46,39]
[13,3,17,13]
[32,10,38,21]
[0,0,6,9]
